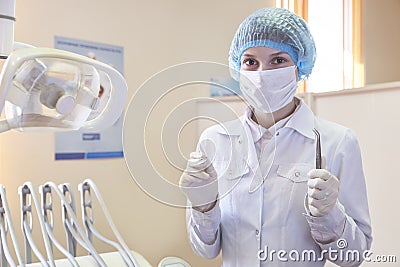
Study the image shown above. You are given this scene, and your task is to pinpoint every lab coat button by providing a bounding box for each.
[276,132,280,136]
[295,171,300,177]
[238,139,242,144]
[255,229,259,235]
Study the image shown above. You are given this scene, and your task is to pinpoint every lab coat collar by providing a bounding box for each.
[213,98,315,139]
[213,97,315,140]
[285,97,316,140]
[243,107,267,143]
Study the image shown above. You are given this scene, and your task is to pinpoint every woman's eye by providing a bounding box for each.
[243,58,258,66]
[272,57,288,64]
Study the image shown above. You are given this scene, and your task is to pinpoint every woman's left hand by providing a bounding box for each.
[307,169,339,217]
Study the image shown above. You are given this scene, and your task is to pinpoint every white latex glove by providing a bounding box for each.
[307,168,339,217]
[179,151,218,210]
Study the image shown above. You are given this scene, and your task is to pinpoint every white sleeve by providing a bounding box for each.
[305,129,372,267]
[186,200,221,259]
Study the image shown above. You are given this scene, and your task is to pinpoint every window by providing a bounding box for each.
[276,0,364,93]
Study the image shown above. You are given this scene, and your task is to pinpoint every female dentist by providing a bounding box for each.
[179,7,372,266]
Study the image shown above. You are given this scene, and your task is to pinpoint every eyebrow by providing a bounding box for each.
[270,51,290,57]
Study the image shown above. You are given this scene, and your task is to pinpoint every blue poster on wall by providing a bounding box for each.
[54,36,125,160]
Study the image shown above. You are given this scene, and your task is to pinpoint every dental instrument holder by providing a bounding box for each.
[79,180,139,267]
[40,184,80,267]
[80,184,128,265]
[0,192,8,267]
[81,183,94,244]
[60,184,78,257]
[0,179,143,267]
[20,185,33,264]
[312,128,322,169]
[20,182,56,267]
[43,182,107,267]
[0,185,25,267]
[41,185,54,252]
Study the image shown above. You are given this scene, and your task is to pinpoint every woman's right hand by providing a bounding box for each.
[179,152,218,212]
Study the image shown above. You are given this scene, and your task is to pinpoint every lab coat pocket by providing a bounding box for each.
[276,163,311,183]
[273,163,313,226]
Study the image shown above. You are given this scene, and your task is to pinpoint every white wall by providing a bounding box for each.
[1,1,275,266]
[364,0,400,85]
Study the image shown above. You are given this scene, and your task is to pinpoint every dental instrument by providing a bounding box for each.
[312,128,322,169]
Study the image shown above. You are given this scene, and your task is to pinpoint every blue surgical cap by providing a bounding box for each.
[229,8,316,81]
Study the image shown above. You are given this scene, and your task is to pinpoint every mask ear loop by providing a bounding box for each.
[293,65,300,81]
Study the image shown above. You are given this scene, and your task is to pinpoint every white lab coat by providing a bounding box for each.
[186,99,372,266]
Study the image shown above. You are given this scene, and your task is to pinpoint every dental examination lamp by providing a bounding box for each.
[0,0,127,133]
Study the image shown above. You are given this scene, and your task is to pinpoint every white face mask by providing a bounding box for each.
[239,65,298,113]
